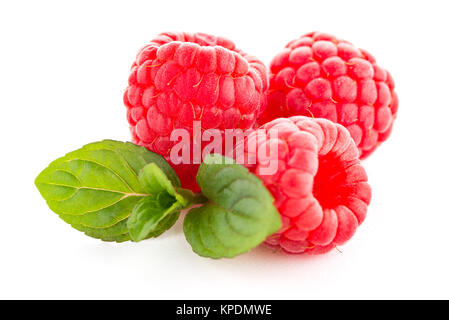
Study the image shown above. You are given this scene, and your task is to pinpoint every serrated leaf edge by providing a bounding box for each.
[35,140,181,242]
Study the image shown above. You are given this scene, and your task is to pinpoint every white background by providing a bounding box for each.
[1,0,448,300]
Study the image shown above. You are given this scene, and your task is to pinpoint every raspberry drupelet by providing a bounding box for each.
[124,32,268,191]
[260,32,398,159]
[241,116,371,254]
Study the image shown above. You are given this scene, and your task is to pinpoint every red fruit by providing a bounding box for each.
[240,116,371,254]
[124,32,268,191]
[260,32,398,159]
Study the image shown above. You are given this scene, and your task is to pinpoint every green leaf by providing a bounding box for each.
[127,196,179,242]
[127,164,191,242]
[138,163,188,207]
[183,154,281,259]
[35,140,180,242]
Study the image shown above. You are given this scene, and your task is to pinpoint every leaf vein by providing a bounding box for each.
[64,158,135,192]
[53,169,82,184]
[71,213,132,230]
[55,193,146,216]
[40,182,149,197]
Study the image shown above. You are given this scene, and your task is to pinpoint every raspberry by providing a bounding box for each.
[124,32,268,191]
[260,32,398,159]
[241,116,371,254]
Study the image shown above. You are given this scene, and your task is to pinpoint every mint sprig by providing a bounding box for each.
[36,143,281,259]
[183,154,281,259]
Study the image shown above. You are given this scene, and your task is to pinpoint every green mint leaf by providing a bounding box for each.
[183,154,281,259]
[127,163,191,242]
[138,163,188,207]
[35,140,180,242]
[127,196,181,242]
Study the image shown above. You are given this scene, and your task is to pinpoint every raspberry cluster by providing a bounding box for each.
[261,32,398,158]
[124,31,398,255]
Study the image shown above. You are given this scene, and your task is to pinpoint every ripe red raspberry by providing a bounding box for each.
[241,116,371,254]
[124,32,268,191]
[260,32,398,159]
